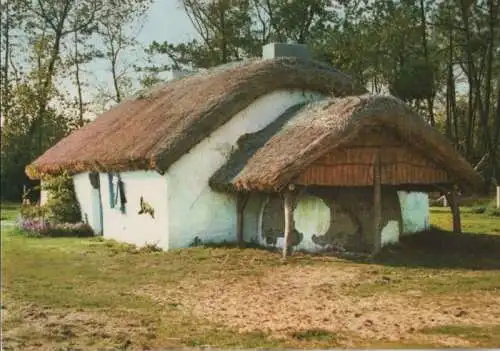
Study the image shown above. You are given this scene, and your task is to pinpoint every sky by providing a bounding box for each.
[138,1,198,45]
[56,0,469,117]
[71,0,199,116]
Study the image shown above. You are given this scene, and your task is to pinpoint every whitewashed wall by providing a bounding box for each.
[381,221,400,247]
[73,173,103,234]
[248,194,402,251]
[243,192,430,252]
[166,90,324,249]
[398,191,430,235]
[40,180,49,206]
[99,171,169,249]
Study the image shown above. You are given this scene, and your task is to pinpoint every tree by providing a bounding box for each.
[96,0,151,104]
[1,0,102,201]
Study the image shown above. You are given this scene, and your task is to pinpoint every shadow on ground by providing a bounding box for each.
[197,226,500,270]
[362,227,500,270]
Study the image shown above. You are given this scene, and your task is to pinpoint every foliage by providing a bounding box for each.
[141,0,500,187]
[139,242,163,253]
[290,329,338,342]
[20,203,46,220]
[470,205,487,214]
[0,0,154,202]
[1,0,499,204]
[16,217,93,237]
[470,202,500,217]
[42,172,81,224]
[189,236,203,247]
[0,202,20,221]
[486,207,500,217]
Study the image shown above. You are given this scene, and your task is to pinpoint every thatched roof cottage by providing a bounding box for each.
[27,43,482,254]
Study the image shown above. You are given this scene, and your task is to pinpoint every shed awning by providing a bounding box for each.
[209,95,483,193]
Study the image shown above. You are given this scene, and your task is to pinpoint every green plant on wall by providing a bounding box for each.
[42,172,81,223]
[189,236,203,247]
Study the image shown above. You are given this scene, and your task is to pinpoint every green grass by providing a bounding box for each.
[430,206,500,235]
[0,202,20,221]
[2,202,500,349]
[420,324,500,345]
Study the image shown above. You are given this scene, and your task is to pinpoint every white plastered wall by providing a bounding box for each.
[40,180,49,206]
[73,172,103,234]
[166,90,324,249]
[398,191,430,235]
[98,171,169,248]
[243,192,430,252]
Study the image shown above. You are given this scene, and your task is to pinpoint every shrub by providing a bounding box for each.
[17,217,51,236]
[471,206,487,214]
[487,207,500,217]
[139,243,163,253]
[48,222,94,237]
[42,172,81,224]
[17,218,94,237]
[189,236,203,247]
[20,203,46,219]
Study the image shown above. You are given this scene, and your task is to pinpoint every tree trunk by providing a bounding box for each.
[420,0,435,126]
[460,0,477,158]
[111,53,121,103]
[1,0,10,120]
[446,189,462,234]
[479,0,499,185]
[74,30,84,127]
[218,1,228,63]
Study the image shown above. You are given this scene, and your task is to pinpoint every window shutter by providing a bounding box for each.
[108,174,115,208]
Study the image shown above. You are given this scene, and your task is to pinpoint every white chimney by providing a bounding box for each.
[167,69,189,81]
[262,42,310,60]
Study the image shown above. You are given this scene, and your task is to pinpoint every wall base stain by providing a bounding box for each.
[258,186,411,253]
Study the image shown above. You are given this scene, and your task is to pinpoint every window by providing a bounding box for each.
[89,172,100,189]
[108,173,127,213]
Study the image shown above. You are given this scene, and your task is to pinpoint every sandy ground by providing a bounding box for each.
[136,265,500,347]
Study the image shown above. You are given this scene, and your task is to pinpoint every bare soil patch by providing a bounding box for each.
[135,264,500,347]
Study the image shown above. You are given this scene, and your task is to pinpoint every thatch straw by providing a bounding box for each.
[210,95,483,192]
[26,57,365,179]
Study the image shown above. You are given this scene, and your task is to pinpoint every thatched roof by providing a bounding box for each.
[26,57,365,179]
[210,95,483,192]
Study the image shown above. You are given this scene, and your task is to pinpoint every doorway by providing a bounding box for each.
[89,172,104,235]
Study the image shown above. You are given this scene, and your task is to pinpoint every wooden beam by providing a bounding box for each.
[236,193,250,247]
[282,185,296,260]
[372,152,382,254]
[445,187,462,234]
[497,186,500,209]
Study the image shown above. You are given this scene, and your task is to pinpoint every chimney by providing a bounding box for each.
[167,69,189,81]
[262,42,310,60]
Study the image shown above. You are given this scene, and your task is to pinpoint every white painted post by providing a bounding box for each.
[442,195,447,207]
[496,186,500,209]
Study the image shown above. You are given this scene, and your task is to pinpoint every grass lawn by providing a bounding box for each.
[0,202,20,221]
[1,203,499,349]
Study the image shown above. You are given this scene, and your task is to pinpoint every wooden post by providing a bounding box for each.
[282,185,296,260]
[445,187,462,234]
[496,186,500,209]
[372,153,382,254]
[236,193,249,247]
